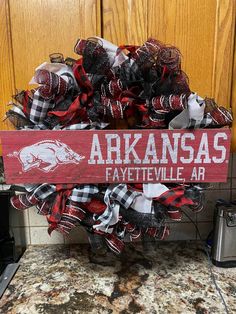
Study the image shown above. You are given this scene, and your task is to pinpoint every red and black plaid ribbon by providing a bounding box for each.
[155,186,195,208]
[73,58,93,107]
[47,184,76,234]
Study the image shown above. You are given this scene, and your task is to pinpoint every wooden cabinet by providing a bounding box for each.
[0,0,101,132]
[0,0,235,147]
[103,0,235,107]
[0,0,14,131]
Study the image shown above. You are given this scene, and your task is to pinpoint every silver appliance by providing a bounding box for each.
[212,201,236,267]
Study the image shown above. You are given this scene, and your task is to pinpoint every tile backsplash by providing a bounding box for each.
[9,153,236,246]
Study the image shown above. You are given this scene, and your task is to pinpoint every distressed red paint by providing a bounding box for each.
[0,129,231,184]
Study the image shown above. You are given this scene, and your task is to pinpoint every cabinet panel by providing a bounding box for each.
[148,0,217,102]
[9,0,101,90]
[102,0,147,45]
[0,0,15,131]
[212,0,235,108]
[148,0,235,108]
[103,0,235,107]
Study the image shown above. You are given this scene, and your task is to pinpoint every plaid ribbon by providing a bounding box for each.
[30,69,77,125]
[46,184,77,234]
[47,189,73,234]
[82,198,106,215]
[32,183,56,200]
[30,90,55,124]
[110,184,139,209]
[73,58,93,107]
[21,184,83,235]
[48,184,100,234]
[156,186,195,208]
[94,184,139,232]
[70,185,99,203]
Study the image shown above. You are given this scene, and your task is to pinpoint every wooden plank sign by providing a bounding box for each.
[0,129,231,184]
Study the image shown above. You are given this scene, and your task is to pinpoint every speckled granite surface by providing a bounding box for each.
[1,241,236,314]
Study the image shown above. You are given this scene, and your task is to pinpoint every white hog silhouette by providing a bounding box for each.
[8,140,85,173]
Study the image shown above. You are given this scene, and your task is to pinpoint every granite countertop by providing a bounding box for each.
[1,241,236,314]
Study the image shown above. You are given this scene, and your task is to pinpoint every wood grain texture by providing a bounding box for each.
[102,0,147,45]
[0,0,15,131]
[103,0,235,106]
[102,0,147,129]
[9,0,101,91]
[148,0,217,99]
[212,0,235,108]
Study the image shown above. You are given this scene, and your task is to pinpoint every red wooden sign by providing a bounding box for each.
[0,129,231,184]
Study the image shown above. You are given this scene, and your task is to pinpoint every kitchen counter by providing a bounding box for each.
[1,241,236,314]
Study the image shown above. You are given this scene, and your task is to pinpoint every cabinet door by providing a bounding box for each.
[0,0,101,131]
[103,0,235,145]
[0,0,15,131]
[103,0,235,105]
[9,0,101,90]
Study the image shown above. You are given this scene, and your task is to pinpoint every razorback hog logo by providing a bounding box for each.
[8,140,85,173]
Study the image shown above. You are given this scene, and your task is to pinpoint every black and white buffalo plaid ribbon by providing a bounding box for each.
[30,90,55,124]
[25,183,56,201]
[70,184,99,203]
[109,184,139,209]
[94,184,140,232]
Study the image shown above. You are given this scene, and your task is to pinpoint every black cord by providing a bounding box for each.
[181,209,229,314]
